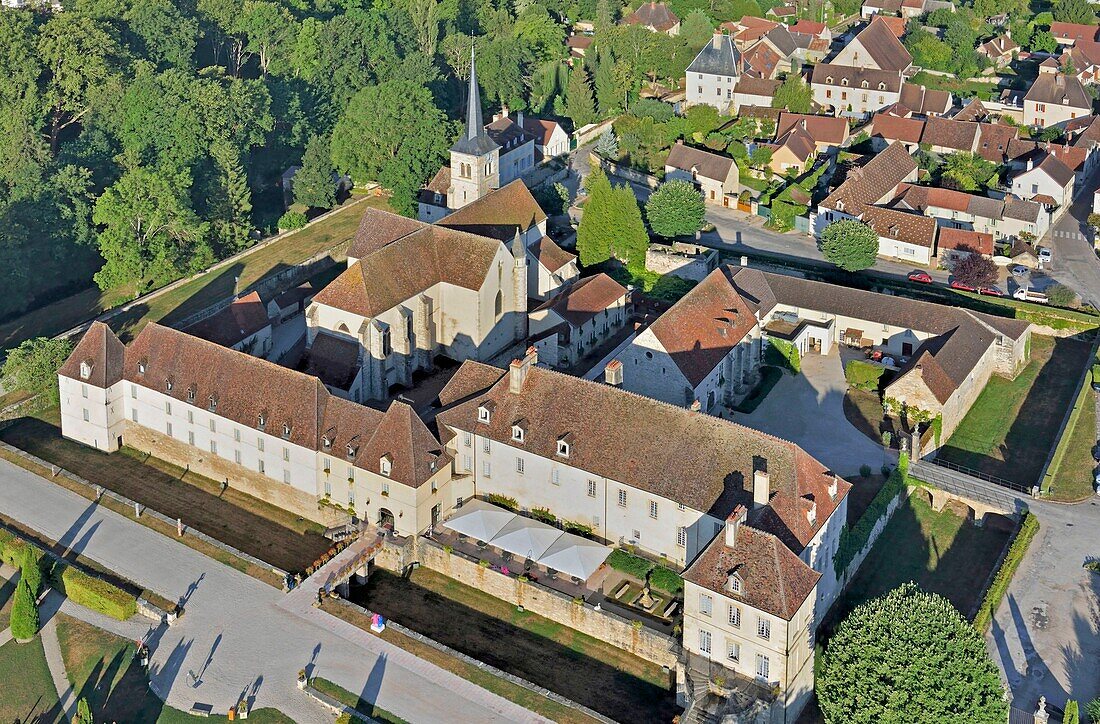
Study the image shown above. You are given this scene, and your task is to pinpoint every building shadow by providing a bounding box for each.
[148,637,193,699]
[359,653,387,713]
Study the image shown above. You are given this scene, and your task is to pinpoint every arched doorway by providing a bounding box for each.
[378,508,395,531]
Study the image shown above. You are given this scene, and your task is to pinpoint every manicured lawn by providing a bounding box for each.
[0,411,331,573]
[938,335,1092,488]
[351,568,678,723]
[0,637,62,723]
[1048,384,1097,502]
[0,194,390,353]
[311,677,410,724]
[836,492,1012,622]
[55,613,294,723]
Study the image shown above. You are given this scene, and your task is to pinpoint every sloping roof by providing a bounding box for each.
[313,226,500,318]
[820,142,917,216]
[683,523,821,620]
[436,364,845,526]
[1023,72,1092,110]
[937,227,994,255]
[976,122,1019,162]
[1050,22,1099,44]
[521,117,563,147]
[1028,153,1076,187]
[485,115,529,151]
[776,113,849,145]
[952,98,989,123]
[529,236,576,273]
[789,19,827,37]
[921,117,979,152]
[58,322,126,389]
[743,41,784,78]
[810,63,902,93]
[647,266,760,387]
[853,16,913,72]
[876,15,908,38]
[303,332,361,390]
[761,26,799,58]
[1042,142,1090,172]
[437,361,506,408]
[687,34,743,77]
[773,124,817,161]
[899,84,952,115]
[273,282,315,311]
[567,34,594,49]
[979,34,1019,58]
[347,208,427,260]
[665,142,736,182]
[452,50,499,156]
[622,1,679,31]
[1003,195,1043,223]
[361,402,448,489]
[183,291,270,349]
[722,17,780,44]
[733,76,781,98]
[893,183,1005,219]
[533,273,627,329]
[437,179,548,241]
[870,113,925,143]
[862,206,938,248]
[890,316,996,404]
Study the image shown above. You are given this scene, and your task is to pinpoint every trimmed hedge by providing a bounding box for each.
[605,549,654,579]
[974,511,1040,631]
[834,459,908,577]
[54,565,138,621]
[649,565,684,595]
[10,577,39,640]
[844,359,884,392]
[765,338,801,374]
[483,493,518,511]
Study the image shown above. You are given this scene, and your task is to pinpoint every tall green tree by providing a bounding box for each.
[1064,700,1079,724]
[331,79,452,215]
[941,152,998,192]
[208,139,253,252]
[820,219,879,272]
[92,167,212,290]
[294,135,337,210]
[564,61,597,128]
[818,583,1007,722]
[575,168,614,266]
[609,182,649,270]
[1054,0,1095,25]
[646,180,705,238]
[241,1,297,77]
[18,547,42,600]
[9,577,38,642]
[124,0,200,70]
[1,337,74,405]
[594,50,621,115]
[772,74,813,114]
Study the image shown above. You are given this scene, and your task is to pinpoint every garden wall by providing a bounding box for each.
[414,537,679,668]
[593,154,661,190]
[833,487,912,598]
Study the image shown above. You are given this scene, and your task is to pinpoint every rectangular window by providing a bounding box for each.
[649,501,658,519]
[131,384,137,399]
[551,468,560,485]
[728,605,741,628]
[382,482,390,496]
[188,431,195,446]
[516,457,525,474]
[677,527,686,547]
[482,439,491,454]
[234,428,241,442]
[188,410,194,423]
[257,437,264,452]
[324,479,331,495]
[234,449,241,464]
[757,617,771,640]
[348,489,355,506]
[618,489,627,507]
[283,470,290,484]
[587,480,597,497]
[323,458,330,473]
[678,502,686,511]
[756,654,770,680]
[463,432,472,447]
[210,440,217,455]
[483,460,491,477]
[209,419,216,432]
[699,629,712,655]
[700,593,713,617]
[463,454,471,471]
[82,384,88,399]
[166,422,173,437]
[131,409,138,423]
[726,641,740,662]
[283,448,290,462]
[165,401,171,415]
[258,459,265,474]
[83,408,89,422]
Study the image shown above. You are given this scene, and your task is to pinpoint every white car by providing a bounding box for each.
[1038,246,1053,263]
[1010,265,1030,278]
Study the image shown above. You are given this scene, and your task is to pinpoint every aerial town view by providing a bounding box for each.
[0,0,1099,721]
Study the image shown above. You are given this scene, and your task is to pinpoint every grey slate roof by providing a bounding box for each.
[686,34,743,77]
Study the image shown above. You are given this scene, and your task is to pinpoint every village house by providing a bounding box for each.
[685,34,744,111]
[978,33,1019,68]
[789,19,831,42]
[862,205,938,265]
[867,113,926,151]
[936,227,995,265]
[776,112,851,152]
[814,142,919,235]
[890,183,1051,240]
[723,16,781,49]
[1010,152,1076,209]
[730,77,781,112]
[861,0,954,18]
[741,26,831,79]
[1023,61,1093,128]
[830,17,913,73]
[665,141,740,206]
[1050,21,1099,46]
[897,83,953,117]
[529,274,629,369]
[810,64,903,118]
[762,122,818,174]
[182,291,273,357]
[621,1,680,35]
[521,116,570,161]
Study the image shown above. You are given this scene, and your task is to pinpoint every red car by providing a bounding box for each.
[978,286,1006,297]
[907,270,933,283]
[950,280,977,292]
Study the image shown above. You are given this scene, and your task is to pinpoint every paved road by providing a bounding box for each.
[0,458,548,724]
[1042,182,1100,308]
[986,497,1100,713]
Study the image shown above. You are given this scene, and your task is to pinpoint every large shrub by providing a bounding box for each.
[973,511,1040,631]
[821,219,879,272]
[19,545,42,598]
[765,338,801,374]
[645,180,706,238]
[10,578,39,641]
[55,566,138,621]
[606,549,654,579]
[818,583,1007,722]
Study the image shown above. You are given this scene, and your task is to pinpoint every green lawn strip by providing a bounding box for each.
[1044,382,1097,501]
[732,366,784,413]
[973,512,1040,632]
[0,637,61,723]
[838,492,1011,619]
[311,677,410,724]
[320,599,603,724]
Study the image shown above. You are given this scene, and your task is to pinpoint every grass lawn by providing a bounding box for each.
[311,677,410,724]
[54,612,293,723]
[350,568,678,723]
[1048,384,1097,502]
[0,410,331,574]
[321,598,605,724]
[938,335,1092,487]
[0,194,390,353]
[0,637,62,723]
[835,492,1012,623]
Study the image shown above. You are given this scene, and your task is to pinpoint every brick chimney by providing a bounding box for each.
[712,33,722,50]
[509,347,538,394]
[690,399,702,412]
[753,469,770,509]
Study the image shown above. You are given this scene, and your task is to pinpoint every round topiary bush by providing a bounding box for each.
[818,583,1007,723]
[278,211,308,231]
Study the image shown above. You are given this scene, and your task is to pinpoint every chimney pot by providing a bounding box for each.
[509,348,538,394]
[712,33,722,49]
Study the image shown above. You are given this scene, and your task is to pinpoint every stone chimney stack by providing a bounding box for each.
[753,469,770,509]
[690,399,702,412]
[509,347,538,394]
[712,33,722,50]
[604,359,624,386]
[725,505,748,547]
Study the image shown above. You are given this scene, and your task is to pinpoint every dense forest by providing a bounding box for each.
[0,0,747,323]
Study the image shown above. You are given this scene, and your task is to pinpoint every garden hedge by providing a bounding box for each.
[1040,378,1092,494]
[766,338,801,374]
[973,511,1040,631]
[844,359,884,392]
[54,565,138,621]
[834,460,908,577]
[9,577,39,640]
[605,549,653,579]
[649,565,684,595]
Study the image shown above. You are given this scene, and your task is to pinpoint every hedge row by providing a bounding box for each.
[844,359,885,392]
[766,338,801,374]
[649,565,684,595]
[605,549,684,593]
[834,460,908,578]
[974,511,1040,631]
[54,565,138,621]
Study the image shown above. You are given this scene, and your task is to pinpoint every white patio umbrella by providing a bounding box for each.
[442,498,516,542]
[490,516,564,561]
[537,534,612,582]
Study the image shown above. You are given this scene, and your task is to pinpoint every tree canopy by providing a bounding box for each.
[2,337,74,404]
[821,219,879,272]
[951,254,997,289]
[293,134,336,210]
[818,583,1007,723]
[646,179,706,238]
[772,74,813,114]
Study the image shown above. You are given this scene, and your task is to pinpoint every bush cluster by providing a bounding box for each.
[834,460,908,577]
[973,511,1040,631]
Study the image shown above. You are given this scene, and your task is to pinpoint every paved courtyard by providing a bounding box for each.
[735,351,891,477]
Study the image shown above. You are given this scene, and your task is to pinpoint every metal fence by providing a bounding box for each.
[910,460,1031,516]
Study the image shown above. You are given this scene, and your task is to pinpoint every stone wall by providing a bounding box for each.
[645,246,718,282]
[123,423,345,528]
[414,537,679,668]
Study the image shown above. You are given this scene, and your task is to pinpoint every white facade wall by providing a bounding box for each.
[798,493,848,620]
[529,257,579,300]
[59,376,127,452]
[538,127,571,159]
[876,235,933,265]
[763,304,934,357]
[686,71,739,110]
[1011,168,1073,208]
[665,166,734,205]
[498,142,535,186]
[1024,99,1089,128]
[812,83,900,118]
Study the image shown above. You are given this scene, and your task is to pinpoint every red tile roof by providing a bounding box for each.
[776,113,849,145]
[789,19,827,37]
[862,206,938,249]
[937,227,994,256]
[529,236,576,273]
[183,291,270,349]
[622,1,679,31]
[821,142,917,216]
[58,322,126,389]
[533,273,627,329]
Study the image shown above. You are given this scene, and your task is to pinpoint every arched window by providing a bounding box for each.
[337,323,350,334]
[494,290,503,320]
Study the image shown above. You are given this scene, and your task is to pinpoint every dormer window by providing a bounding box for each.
[878,82,885,90]
[807,502,818,527]
[346,443,358,459]
[556,438,571,458]
[165,379,173,392]
[511,419,527,443]
[380,454,392,477]
[825,76,833,84]
[727,572,743,595]
[208,394,217,412]
[282,423,292,439]
[137,358,147,375]
[257,412,267,430]
[829,476,839,500]
[860,80,868,89]
[477,401,495,423]
[322,431,333,450]
[187,385,196,402]
[79,361,91,380]
[840,78,848,86]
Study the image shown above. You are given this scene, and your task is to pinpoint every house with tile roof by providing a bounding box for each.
[862,205,938,265]
[775,112,851,151]
[897,83,953,117]
[621,1,680,35]
[810,63,904,118]
[860,0,954,18]
[1010,152,1076,209]
[978,33,1019,68]
[723,16,781,49]
[936,227,995,265]
[889,182,1051,241]
[528,274,630,368]
[729,76,781,112]
[814,142,918,234]
[1050,21,1099,46]
[761,122,819,174]
[830,17,913,73]
[183,291,273,357]
[665,141,741,205]
[1023,65,1093,128]
[685,34,744,111]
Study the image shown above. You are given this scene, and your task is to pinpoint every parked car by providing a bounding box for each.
[907,270,933,283]
[950,279,977,292]
[1013,286,1049,303]
[1038,246,1053,264]
[978,286,1006,297]
[1010,265,1030,278]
